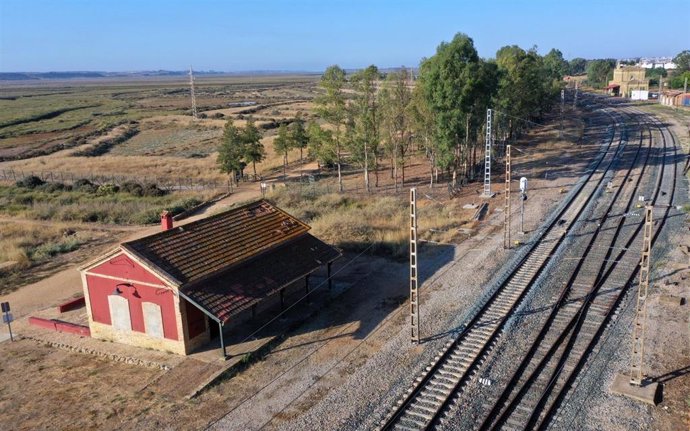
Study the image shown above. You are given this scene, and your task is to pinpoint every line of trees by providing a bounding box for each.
[219,33,623,189]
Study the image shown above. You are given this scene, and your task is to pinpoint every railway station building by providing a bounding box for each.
[608,65,649,98]
[79,200,341,357]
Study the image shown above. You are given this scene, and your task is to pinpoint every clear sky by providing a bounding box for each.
[1,0,688,72]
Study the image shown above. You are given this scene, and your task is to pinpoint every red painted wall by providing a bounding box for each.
[86,252,179,340]
[89,252,168,286]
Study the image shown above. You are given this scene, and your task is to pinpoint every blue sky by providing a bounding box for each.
[1,0,688,72]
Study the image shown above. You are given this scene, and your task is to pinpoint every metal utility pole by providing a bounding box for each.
[684,77,688,94]
[409,188,420,343]
[189,66,198,120]
[573,81,579,108]
[558,89,565,138]
[659,77,663,104]
[630,205,653,386]
[504,145,511,249]
[483,109,493,197]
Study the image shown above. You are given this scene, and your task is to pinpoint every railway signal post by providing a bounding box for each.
[558,90,565,138]
[519,177,528,235]
[409,188,420,343]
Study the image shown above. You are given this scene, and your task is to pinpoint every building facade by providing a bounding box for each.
[608,65,649,98]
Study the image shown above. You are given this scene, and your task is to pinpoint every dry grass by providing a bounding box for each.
[0,183,210,225]
[0,222,81,270]
[270,188,473,259]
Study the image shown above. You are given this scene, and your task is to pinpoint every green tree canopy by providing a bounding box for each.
[543,48,568,82]
[586,59,616,88]
[242,118,265,179]
[315,65,347,191]
[217,119,246,182]
[568,58,588,75]
[289,112,309,164]
[350,64,381,189]
[306,121,336,167]
[273,123,291,176]
[419,33,483,173]
[673,50,690,71]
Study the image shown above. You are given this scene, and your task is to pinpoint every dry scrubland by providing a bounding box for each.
[0,75,322,287]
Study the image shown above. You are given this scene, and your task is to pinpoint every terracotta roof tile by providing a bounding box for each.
[181,234,341,323]
[122,200,310,285]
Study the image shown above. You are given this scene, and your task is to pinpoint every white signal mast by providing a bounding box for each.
[189,66,198,120]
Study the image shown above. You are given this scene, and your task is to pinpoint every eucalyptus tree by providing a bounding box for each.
[273,123,290,177]
[242,117,265,179]
[418,33,485,183]
[289,112,309,165]
[349,65,381,191]
[217,119,246,184]
[306,121,336,169]
[495,45,549,140]
[315,65,347,192]
[409,83,439,187]
[379,67,413,188]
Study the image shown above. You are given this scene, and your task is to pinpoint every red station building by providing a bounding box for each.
[79,200,341,356]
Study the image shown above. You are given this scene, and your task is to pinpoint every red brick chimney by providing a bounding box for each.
[161,211,173,231]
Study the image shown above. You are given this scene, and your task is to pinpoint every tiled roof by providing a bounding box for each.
[122,200,310,285]
[181,234,341,323]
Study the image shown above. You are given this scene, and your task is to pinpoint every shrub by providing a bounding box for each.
[142,183,166,197]
[121,181,144,196]
[16,175,45,189]
[37,182,66,192]
[73,179,97,193]
[213,112,225,119]
[29,238,81,260]
[96,183,119,196]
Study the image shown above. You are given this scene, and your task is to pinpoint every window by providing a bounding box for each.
[108,295,131,332]
[142,302,164,339]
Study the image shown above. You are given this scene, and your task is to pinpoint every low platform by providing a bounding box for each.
[610,373,662,405]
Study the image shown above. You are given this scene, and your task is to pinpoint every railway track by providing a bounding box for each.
[451,104,679,431]
[378,98,633,431]
[473,104,665,431]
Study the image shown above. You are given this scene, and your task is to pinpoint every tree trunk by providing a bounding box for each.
[283,152,287,178]
[401,159,405,186]
[337,141,343,193]
[364,141,370,192]
[253,161,257,179]
[393,147,398,191]
[374,157,379,187]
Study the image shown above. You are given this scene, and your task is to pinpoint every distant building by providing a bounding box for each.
[607,65,649,98]
[660,91,690,107]
[636,57,677,70]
